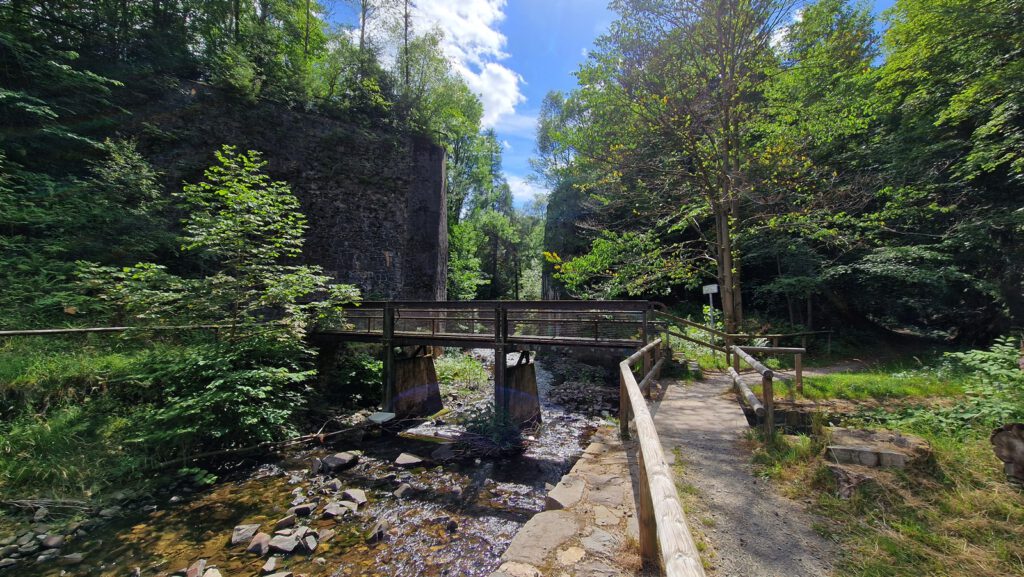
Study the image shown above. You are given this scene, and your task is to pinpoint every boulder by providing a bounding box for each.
[231,524,261,546]
[991,423,1024,482]
[268,534,301,555]
[321,452,358,472]
[58,553,84,565]
[287,503,315,517]
[321,503,350,519]
[394,453,424,468]
[273,515,296,531]
[246,533,272,556]
[364,518,390,543]
[186,559,207,577]
[341,489,367,507]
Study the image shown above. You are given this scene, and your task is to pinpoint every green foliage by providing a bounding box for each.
[132,335,310,455]
[435,354,489,395]
[850,337,1024,436]
[456,403,524,456]
[447,221,490,300]
[332,350,383,407]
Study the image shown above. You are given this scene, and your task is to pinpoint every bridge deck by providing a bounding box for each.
[317,300,658,350]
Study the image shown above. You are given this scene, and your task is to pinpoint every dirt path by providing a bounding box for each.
[651,372,836,577]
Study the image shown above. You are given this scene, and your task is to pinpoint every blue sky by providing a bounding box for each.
[334,1,896,205]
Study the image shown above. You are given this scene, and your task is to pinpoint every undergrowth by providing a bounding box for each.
[750,337,1024,577]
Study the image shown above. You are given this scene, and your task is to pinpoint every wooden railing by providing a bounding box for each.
[729,345,806,435]
[619,339,706,577]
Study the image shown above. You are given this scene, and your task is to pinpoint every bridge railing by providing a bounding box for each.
[331,300,654,347]
[619,338,706,577]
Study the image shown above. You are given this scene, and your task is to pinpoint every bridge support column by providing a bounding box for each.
[494,345,507,417]
[382,303,396,412]
[393,352,443,418]
[504,353,541,426]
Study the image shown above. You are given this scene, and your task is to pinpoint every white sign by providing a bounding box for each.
[702,284,719,295]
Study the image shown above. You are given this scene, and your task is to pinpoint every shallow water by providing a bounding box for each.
[26,357,602,577]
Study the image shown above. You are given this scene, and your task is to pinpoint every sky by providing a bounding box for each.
[334,0,896,205]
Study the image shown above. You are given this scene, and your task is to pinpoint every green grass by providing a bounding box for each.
[751,366,967,402]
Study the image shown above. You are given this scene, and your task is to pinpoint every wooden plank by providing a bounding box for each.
[638,357,666,399]
[728,367,765,417]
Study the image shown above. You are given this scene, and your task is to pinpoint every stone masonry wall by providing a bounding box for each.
[129,84,447,301]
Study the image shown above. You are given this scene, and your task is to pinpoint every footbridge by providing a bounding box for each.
[315,299,662,420]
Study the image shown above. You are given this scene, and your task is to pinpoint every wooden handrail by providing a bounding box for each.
[728,367,765,417]
[619,339,706,576]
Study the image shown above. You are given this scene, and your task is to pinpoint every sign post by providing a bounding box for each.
[702,284,719,329]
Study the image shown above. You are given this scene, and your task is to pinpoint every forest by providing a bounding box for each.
[541,0,1023,345]
[0,0,1023,576]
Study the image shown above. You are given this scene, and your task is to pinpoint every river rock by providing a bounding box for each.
[393,483,412,498]
[58,552,84,565]
[500,510,578,565]
[186,559,207,577]
[302,535,318,552]
[33,508,49,522]
[16,533,32,546]
[99,506,122,519]
[36,551,59,563]
[287,503,315,517]
[266,573,294,577]
[394,453,424,468]
[309,458,323,475]
[274,515,296,530]
[0,537,12,547]
[268,534,301,554]
[246,533,272,556]
[318,529,335,543]
[41,535,64,549]
[231,524,261,546]
[0,545,16,557]
[341,489,367,507]
[324,478,343,492]
[18,542,39,555]
[261,556,279,574]
[364,518,390,543]
[0,558,16,569]
[321,503,350,519]
[322,452,358,472]
[202,569,223,577]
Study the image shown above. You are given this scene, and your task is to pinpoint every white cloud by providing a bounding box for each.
[502,139,513,151]
[506,175,548,203]
[581,47,589,57]
[413,0,526,128]
[493,112,538,139]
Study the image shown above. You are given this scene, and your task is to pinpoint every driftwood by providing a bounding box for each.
[991,423,1024,482]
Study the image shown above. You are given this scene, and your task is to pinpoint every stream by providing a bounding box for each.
[14,354,610,577]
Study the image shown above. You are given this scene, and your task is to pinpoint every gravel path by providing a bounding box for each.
[651,372,836,577]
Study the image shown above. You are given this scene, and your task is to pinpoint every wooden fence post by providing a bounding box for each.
[762,372,775,437]
[637,450,658,567]
[619,369,630,439]
[794,353,803,395]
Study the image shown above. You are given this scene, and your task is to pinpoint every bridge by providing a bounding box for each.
[314,300,662,417]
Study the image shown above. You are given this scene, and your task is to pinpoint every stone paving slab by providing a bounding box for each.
[489,426,645,577]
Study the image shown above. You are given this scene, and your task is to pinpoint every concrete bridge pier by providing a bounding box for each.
[498,350,541,426]
[389,346,444,418]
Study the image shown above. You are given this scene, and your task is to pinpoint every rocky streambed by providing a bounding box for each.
[0,355,618,577]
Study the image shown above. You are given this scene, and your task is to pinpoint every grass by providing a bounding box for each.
[750,419,1024,577]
